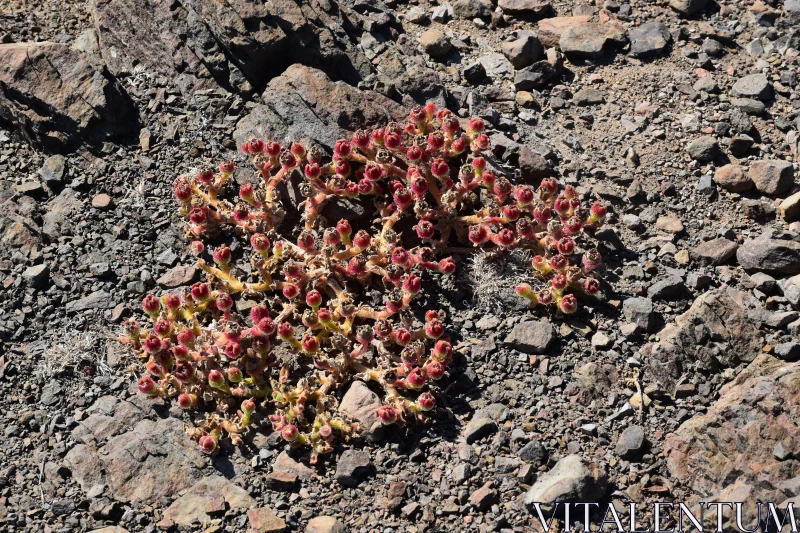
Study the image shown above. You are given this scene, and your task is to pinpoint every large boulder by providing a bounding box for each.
[640,288,762,391]
[664,355,800,504]
[737,235,800,275]
[0,42,136,151]
[89,0,372,96]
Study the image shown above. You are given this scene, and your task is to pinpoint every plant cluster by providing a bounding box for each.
[120,102,608,461]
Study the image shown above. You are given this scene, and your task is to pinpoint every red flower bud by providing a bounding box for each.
[196,167,215,184]
[277,322,294,339]
[514,185,534,205]
[177,393,194,409]
[441,115,460,134]
[468,225,489,245]
[472,156,486,172]
[582,249,603,271]
[188,207,208,225]
[216,292,233,312]
[533,205,552,225]
[297,231,315,252]
[493,228,515,247]
[415,219,435,239]
[282,283,300,300]
[439,257,456,274]
[550,273,568,291]
[403,274,422,295]
[138,375,158,396]
[557,237,576,255]
[173,179,192,202]
[334,139,352,158]
[208,369,225,386]
[393,187,414,210]
[242,137,264,154]
[190,240,205,255]
[301,335,319,353]
[353,130,370,148]
[153,320,172,337]
[304,162,321,179]
[281,424,300,441]
[468,117,485,134]
[164,294,181,311]
[347,256,368,276]
[554,196,572,216]
[538,289,554,305]
[227,367,243,383]
[430,158,449,178]
[264,141,281,157]
[395,328,412,346]
[143,334,163,354]
[176,328,194,347]
[540,178,558,194]
[199,435,217,453]
[417,392,436,411]
[433,339,453,362]
[384,131,403,150]
[250,233,270,253]
[212,245,231,266]
[250,305,270,324]
[391,247,410,265]
[336,219,352,239]
[427,131,445,151]
[564,216,583,235]
[142,295,161,316]
[353,230,371,249]
[376,405,398,425]
[256,317,276,336]
[407,145,424,161]
[190,282,211,302]
[407,368,426,389]
[305,289,322,308]
[583,277,600,295]
[473,133,490,151]
[225,342,242,359]
[425,319,444,339]
[426,361,446,380]
[549,255,568,271]
[559,294,578,314]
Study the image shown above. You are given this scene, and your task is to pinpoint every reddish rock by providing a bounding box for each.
[157,265,199,289]
[91,194,113,210]
[537,16,591,48]
[248,507,287,533]
[664,355,800,504]
[305,516,345,533]
[713,164,752,192]
[690,238,738,266]
[158,476,255,528]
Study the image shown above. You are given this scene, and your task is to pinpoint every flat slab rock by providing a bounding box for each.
[664,355,800,504]
[64,405,206,504]
[737,235,800,275]
[158,476,255,528]
[234,64,405,151]
[559,22,628,59]
[504,320,554,354]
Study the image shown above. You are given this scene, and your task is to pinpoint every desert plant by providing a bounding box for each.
[121,102,608,461]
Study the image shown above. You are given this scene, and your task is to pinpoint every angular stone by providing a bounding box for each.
[465,417,497,443]
[615,425,646,460]
[779,191,800,222]
[272,452,316,481]
[66,290,115,313]
[519,146,551,181]
[339,381,384,443]
[647,277,685,300]
[691,238,738,266]
[748,160,795,195]
[737,236,800,275]
[784,274,800,309]
[523,455,606,506]
[559,22,628,59]
[497,0,552,14]
[774,343,800,362]
[668,0,708,15]
[234,65,405,152]
[629,22,671,58]
[40,155,67,186]
[305,516,345,533]
[248,507,287,533]
[504,320,554,353]
[469,482,498,511]
[157,265,199,289]
[419,29,453,60]
[732,74,773,101]
[517,440,548,464]
[335,450,372,487]
[713,164,752,192]
[573,88,605,106]
[22,264,50,289]
[685,136,719,161]
[513,61,557,90]
[501,32,544,69]
[537,16,591,48]
[0,42,136,151]
[453,0,492,19]
[158,476,255,528]
[655,216,684,234]
[264,471,297,491]
[641,288,762,391]
[664,355,800,503]
[623,297,653,331]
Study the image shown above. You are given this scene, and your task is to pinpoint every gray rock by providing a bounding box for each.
[479,53,513,78]
[732,74,773,101]
[774,343,800,362]
[513,61,557,90]
[623,297,653,331]
[559,22,628,59]
[729,135,754,157]
[647,277,685,300]
[497,0,552,15]
[22,263,50,289]
[504,320,555,353]
[615,425,646,460]
[686,136,719,162]
[453,0,492,19]
[784,274,800,309]
[405,7,428,24]
[501,32,544,69]
[573,88,605,106]
[693,75,718,93]
[517,440,549,464]
[39,155,67,187]
[668,0,707,15]
[432,3,454,22]
[41,381,63,406]
[339,381,384,443]
[523,455,606,506]
[519,146,551,181]
[748,160,795,195]
[691,238,738,266]
[702,38,723,57]
[463,61,487,83]
[737,237,800,275]
[66,290,116,313]
[465,417,498,443]
[629,22,671,58]
[335,450,372,487]
[731,98,766,116]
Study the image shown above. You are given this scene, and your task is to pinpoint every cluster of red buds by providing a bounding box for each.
[122,102,607,460]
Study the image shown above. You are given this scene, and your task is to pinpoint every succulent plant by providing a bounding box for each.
[120,101,608,461]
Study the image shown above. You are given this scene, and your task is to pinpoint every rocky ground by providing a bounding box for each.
[1,0,800,532]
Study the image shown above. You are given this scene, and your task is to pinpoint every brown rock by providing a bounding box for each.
[713,164,752,192]
[338,381,384,442]
[264,471,298,491]
[0,42,136,150]
[272,451,316,481]
[157,265,199,289]
[664,355,800,504]
[537,16,591,48]
[779,191,800,221]
[559,22,628,59]
[248,507,287,533]
[469,482,498,511]
[158,476,255,528]
[690,238,738,266]
[519,146,551,182]
[91,194,113,210]
[655,216,684,234]
[419,29,453,60]
[748,160,795,195]
[305,516,345,533]
[737,235,800,275]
